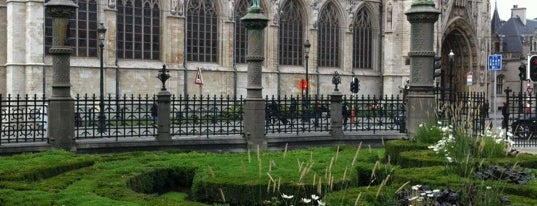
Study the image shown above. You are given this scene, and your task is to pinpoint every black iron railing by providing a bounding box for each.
[171,95,244,137]
[75,94,157,140]
[1,93,408,143]
[342,95,406,133]
[264,95,331,134]
[505,90,537,147]
[0,94,48,144]
[434,89,488,137]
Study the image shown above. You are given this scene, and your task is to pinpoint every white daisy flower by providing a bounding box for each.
[301,198,311,203]
[281,194,294,199]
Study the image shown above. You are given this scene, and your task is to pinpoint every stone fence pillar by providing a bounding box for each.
[156,91,171,142]
[45,0,78,151]
[330,92,343,138]
[404,1,440,136]
[156,65,171,142]
[241,1,268,150]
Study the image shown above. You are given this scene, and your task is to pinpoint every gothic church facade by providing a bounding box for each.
[0,0,491,98]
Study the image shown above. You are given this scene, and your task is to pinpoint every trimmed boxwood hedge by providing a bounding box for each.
[398,149,445,168]
[354,161,397,187]
[0,144,536,205]
[384,139,428,165]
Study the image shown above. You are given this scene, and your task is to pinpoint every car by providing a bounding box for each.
[511,114,537,138]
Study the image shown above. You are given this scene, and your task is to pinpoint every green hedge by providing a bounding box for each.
[0,146,535,205]
[127,167,197,194]
[384,140,428,165]
[354,162,397,187]
[0,158,94,182]
[398,149,445,168]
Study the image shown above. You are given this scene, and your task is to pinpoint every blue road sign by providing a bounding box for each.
[488,54,502,71]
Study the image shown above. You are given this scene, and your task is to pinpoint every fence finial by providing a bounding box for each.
[157,64,170,91]
[332,71,341,92]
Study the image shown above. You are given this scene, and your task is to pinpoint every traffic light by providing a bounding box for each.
[530,55,537,81]
[350,77,360,93]
[299,79,307,91]
[433,56,442,78]
[519,64,527,81]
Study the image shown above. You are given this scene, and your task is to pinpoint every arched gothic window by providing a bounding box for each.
[317,2,340,67]
[279,0,304,66]
[186,0,218,62]
[352,8,372,69]
[234,0,251,64]
[45,0,98,57]
[116,0,160,60]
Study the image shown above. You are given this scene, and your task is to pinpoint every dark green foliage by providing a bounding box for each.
[398,150,445,168]
[413,123,444,144]
[384,140,428,165]
[474,164,535,184]
[0,150,95,183]
[0,144,536,205]
[354,162,397,186]
[127,167,197,194]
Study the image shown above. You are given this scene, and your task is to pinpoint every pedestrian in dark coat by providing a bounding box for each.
[150,102,158,124]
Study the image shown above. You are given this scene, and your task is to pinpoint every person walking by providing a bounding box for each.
[150,102,158,125]
[483,100,489,118]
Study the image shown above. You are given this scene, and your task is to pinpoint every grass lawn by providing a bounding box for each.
[0,143,535,206]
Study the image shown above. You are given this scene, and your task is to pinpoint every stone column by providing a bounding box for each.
[404,0,440,136]
[330,92,343,138]
[156,65,171,142]
[0,0,6,94]
[156,91,171,142]
[330,72,343,138]
[45,0,78,151]
[241,1,268,150]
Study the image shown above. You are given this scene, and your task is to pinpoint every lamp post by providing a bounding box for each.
[97,23,107,133]
[518,61,526,114]
[448,49,454,104]
[304,40,311,100]
[528,85,534,114]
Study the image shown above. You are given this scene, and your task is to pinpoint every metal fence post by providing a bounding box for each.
[504,87,512,139]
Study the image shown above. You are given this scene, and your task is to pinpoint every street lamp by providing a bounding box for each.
[304,40,311,99]
[97,23,107,133]
[448,49,454,104]
[518,62,526,114]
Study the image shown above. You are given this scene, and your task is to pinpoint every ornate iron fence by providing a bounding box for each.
[74,94,157,140]
[342,95,406,133]
[264,95,331,134]
[505,89,537,147]
[171,95,244,137]
[0,94,48,145]
[0,93,449,143]
[433,89,487,137]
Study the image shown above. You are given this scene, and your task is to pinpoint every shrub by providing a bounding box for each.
[413,122,444,144]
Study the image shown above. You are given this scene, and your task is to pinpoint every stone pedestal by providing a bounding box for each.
[330,92,343,138]
[405,1,440,136]
[156,90,171,142]
[45,0,78,151]
[241,3,268,150]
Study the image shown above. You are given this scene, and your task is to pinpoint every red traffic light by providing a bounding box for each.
[530,55,537,81]
[532,58,537,66]
[299,79,308,90]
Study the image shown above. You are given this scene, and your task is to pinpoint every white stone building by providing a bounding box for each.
[0,0,491,98]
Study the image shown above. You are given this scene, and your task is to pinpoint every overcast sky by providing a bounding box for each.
[492,0,537,20]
